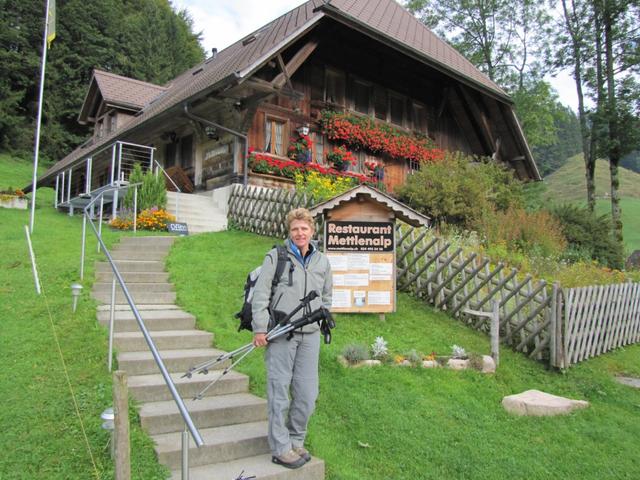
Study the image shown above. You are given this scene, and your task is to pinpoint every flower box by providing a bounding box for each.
[248,171,296,190]
[0,195,28,210]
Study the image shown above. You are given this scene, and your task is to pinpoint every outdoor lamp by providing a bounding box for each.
[70,282,83,312]
[297,123,310,136]
[101,407,115,458]
[205,126,219,140]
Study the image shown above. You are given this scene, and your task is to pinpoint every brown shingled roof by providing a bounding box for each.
[38,0,518,186]
[93,70,166,110]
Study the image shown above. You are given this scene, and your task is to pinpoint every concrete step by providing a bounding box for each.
[153,421,269,469]
[110,250,170,261]
[109,243,174,254]
[128,370,249,402]
[91,289,176,304]
[97,309,196,332]
[96,260,165,273]
[117,347,228,375]
[113,329,212,352]
[139,393,268,434]
[93,282,174,294]
[95,271,170,283]
[118,236,176,247]
[170,454,324,480]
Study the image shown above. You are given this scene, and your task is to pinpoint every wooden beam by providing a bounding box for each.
[271,39,319,89]
[275,54,295,92]
[445,88,485,154]
[457,85,496,153]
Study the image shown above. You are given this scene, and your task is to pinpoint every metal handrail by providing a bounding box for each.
[81,186,204,449]
[153,160,181,222]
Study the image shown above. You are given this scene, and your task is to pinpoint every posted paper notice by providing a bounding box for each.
[368,291,391,305]
[331,289,351,308]
[347,253,370,271]
[327,254,348,271]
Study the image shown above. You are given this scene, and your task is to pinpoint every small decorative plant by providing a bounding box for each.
[326,145,356,171]
[451,344,468,360]
[371,336,389,360]
[341,343,370,365]
[364,161,384,181]
[287,134,313,164]
[405,349,423,367]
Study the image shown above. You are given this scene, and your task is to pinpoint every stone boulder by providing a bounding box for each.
[502,389,589,416]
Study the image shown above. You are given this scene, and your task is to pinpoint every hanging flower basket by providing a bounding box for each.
[326,145,356,171]
[287,134,313,164]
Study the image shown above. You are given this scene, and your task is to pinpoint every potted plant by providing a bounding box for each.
[364,161,384,181]
[326,145,356,171]
[0,187,28,210]
[287,134,313,164]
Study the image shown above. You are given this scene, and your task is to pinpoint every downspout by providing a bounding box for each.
[183,103,249,186]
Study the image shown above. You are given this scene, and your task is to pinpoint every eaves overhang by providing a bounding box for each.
[315,3,513,105]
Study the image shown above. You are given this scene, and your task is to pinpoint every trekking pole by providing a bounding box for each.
[191,306,333,401]
[184,292,320,379]
[193,344,256,400]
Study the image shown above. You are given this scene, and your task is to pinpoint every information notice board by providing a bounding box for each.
[325,220,395,313]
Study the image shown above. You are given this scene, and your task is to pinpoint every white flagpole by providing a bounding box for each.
[30,0,52,234]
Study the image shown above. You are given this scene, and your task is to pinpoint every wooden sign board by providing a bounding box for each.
[325,220,395,313]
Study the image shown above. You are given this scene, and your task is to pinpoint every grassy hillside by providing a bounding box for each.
[3,152,640,479]
[543,154,640,253]
[0,156,168,479]
[543,154,640,203]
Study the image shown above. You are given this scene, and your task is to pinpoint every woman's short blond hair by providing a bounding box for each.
[286,208,315,231]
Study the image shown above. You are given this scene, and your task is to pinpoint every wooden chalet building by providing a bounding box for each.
[35,0,540,209]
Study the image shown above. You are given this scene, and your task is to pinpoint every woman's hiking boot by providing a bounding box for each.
[293,446,311,462]
[272,449,306,469]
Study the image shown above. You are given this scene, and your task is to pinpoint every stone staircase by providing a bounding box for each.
[166,189,228,234]
[93,236,324,479]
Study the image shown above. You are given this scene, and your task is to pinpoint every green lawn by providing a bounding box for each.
[0,155,168,479]
[543,154,640,253]
[3,153,640,479]
[168,232,640,480]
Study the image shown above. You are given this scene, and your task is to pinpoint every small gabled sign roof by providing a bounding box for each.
[309,184,430,227]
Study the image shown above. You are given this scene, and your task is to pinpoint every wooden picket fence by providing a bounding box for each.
[227,184,640,368]
[561,282,640,367]
[395,224,559,364]
[228,184,313,238]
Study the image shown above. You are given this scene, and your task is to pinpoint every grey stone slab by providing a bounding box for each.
[616,376,640,388]
[502,389,589,416]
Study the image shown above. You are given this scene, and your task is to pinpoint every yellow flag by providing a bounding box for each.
[47,0,56,48]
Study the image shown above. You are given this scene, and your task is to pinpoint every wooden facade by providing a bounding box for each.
[37,0,540,197]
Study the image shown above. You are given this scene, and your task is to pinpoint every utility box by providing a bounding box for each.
[309,185,430,314]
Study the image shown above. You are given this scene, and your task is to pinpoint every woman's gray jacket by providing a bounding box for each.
[251,240,332,334]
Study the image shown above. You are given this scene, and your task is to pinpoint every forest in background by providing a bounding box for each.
[0,0,204,162]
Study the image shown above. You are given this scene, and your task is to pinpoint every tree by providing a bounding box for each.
[405,0,551,88]
[0,0,205,162]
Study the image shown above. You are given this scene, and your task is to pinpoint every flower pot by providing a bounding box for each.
[296,151,312,164]
[0,196,28,210]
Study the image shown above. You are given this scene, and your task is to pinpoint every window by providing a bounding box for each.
[389,93,405,126]
[325,69,345,105]
[108,114,117,134]
[96,120,104,139]
[374,86,388,121]
[411,102,428,133]
[265,116,287,156]
[311,132,324,164]
[353,80,372,114]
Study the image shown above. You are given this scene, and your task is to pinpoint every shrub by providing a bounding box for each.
[395,151,524,228]
[122,163,167,212]
[550,204,625,269]
[478,207,567,258]
[341,344,370,364]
